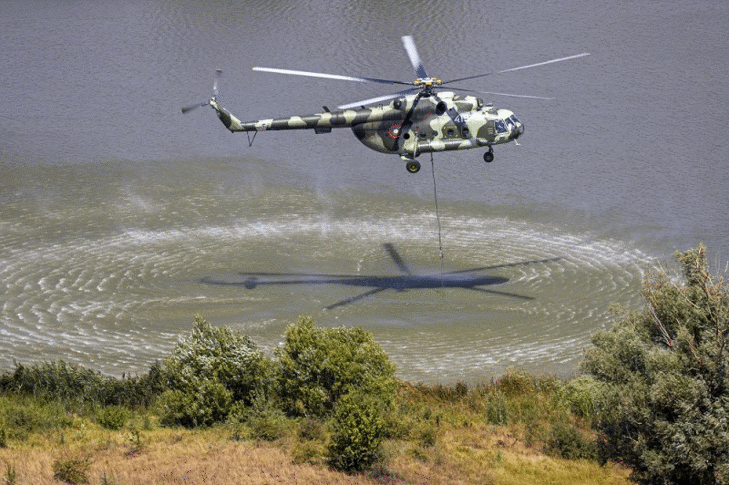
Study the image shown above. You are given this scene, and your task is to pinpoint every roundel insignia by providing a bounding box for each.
[388,124,401,139]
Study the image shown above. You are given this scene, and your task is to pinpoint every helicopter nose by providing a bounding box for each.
[510,121,524,139]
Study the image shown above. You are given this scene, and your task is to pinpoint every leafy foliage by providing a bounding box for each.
[546,417,598,460]
[96,405,129,430]
[558,375,606,419]
[582,245,729,484]
[163,315,274,405]
[276,316,397,418]
[328,392,388,472]
[158,379,232,428]
[0,395,71,441]
[158,315,274,426]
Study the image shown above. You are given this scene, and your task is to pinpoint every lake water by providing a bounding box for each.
[1,0,727,383]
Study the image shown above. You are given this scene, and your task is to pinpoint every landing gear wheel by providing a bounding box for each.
[483,151,494,163]
[406,160,421,173]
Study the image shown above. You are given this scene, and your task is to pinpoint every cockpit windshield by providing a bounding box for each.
[494,120,507,133]
[507,115,520,126]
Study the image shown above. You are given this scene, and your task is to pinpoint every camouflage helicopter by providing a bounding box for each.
[183,36,589,174]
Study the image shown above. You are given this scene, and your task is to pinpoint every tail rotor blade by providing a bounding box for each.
[181,69,222,114]
[181,101,208,114]
[213,69,222,98]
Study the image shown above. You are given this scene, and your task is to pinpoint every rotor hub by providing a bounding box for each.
[413,78,442,87]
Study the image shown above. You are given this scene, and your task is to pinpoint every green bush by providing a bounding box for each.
[0,395,70,441]
[246,407,291,441]
[558,375,605,420]
[52,454,91,485]
[298,418,326,442]
[582,246,729,484]
[163,316,274,407]
[158,380,232,428]
[96,405,129,431]
[545,418,597,460]
[328,392,388,472]
[276,316,397,418]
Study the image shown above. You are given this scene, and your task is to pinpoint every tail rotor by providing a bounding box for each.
[181,69,222,114]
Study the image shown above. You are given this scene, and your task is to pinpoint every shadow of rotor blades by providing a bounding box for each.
[447,257,563,275]
[466,286,534,301]
[383,243,413,276]
[325,287,390,310]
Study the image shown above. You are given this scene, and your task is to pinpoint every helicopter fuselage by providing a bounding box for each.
[209,91,524,170]
[185,36,587,173]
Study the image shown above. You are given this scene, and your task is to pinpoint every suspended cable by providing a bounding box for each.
[430,153,444,279]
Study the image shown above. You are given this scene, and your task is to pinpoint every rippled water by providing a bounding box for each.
[2,159,652,382]
[1,0,727,382]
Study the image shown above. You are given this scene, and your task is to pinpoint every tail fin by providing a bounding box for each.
[209,97,244,131]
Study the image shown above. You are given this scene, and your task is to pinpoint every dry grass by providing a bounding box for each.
[0,376,633,485]
[382,424,630,485]
[0,421,631,485]
[1,426,381,485]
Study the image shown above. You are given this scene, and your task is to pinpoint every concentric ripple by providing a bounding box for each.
[1,165,657,382]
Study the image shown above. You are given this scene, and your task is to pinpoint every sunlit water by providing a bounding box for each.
[1,0,727,383]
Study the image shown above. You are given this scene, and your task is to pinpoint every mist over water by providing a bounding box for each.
[1,0,727,382]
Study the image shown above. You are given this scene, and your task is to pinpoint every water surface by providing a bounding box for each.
[1,0,727,382]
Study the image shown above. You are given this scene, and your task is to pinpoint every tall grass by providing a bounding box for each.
[0,360,164,409]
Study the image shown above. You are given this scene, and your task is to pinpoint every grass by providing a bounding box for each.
[0,371,631,485]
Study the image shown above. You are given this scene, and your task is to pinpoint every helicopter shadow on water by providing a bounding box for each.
[201,243,562,310]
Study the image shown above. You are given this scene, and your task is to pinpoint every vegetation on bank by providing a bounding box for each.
[0,245,725,484]
[582,245,729,484]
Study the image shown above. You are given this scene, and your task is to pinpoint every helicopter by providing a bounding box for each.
[182,36,589,174]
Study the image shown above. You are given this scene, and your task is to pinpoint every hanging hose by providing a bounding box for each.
[430,153,444,279]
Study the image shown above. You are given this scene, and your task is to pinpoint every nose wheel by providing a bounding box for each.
[483,147,494,163]
[406,160,421,173]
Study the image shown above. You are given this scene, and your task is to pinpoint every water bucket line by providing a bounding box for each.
[430,153,444,282]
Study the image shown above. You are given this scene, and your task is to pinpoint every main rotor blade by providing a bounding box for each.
[401,35,428,79]
[252,66,410,86]
[446,85,552,100]
[477,90,553,100]
[337,88,418,110]
[443,52,590,84]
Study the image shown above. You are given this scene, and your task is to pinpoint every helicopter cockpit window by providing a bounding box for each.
[508,115,520,125]
[494,120,507,133]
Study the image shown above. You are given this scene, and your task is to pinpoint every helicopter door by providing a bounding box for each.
[484,120,496,140]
